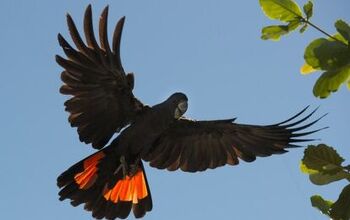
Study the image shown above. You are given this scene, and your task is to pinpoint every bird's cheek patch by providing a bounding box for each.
[74,152,105,189]
[103,170,148,204]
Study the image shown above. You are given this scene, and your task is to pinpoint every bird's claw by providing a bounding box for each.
[119,156,141,178]
[120,156,128,178]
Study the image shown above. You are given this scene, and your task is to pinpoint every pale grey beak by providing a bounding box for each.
[174,101,188,119]
[178,101,188,113]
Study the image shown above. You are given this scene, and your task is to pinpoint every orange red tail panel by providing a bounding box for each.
[103,169,148,204]
[74,152,105,189]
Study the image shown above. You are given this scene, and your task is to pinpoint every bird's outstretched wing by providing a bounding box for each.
[56,5,145,149]
[143,107,326,172]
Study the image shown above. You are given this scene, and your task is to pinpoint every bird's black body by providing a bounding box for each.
[114,93,189,157]
[56,5,325,219]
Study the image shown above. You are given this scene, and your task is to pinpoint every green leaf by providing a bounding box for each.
[288,19,301,30]
[309,171,350,185]
[261,20,301,40]
[301,154,350,185]
[311,195,332,217]
[335,20,350,43]
[259,0,303,22]
[313,65,350,98]
[334,33,349,45]
[299,24,308,33]
[262,25,289,41]
[304,38,350,71]
[300,63,316,74]
[330,184,350,220]
[303,1,313,20]
[302,144,345,174]
[303,33,350,98]
[300,161,318,174]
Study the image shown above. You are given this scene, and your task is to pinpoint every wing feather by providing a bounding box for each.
[144,108,325,172]
[57,5,145,149]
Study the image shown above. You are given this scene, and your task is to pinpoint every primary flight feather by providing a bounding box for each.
[56,5,325,219]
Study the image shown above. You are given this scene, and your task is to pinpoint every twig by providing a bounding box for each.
[301,18,348,46]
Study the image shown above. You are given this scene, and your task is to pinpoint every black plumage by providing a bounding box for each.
[56,5,326,219]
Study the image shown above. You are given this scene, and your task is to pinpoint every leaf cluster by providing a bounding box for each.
[259,0,350,98]
[302,22,350,98]
[259,0,349,218]
[301,144,350,219]
[259,0,313,40]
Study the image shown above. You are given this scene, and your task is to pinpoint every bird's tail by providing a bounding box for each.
[57,147,152,219]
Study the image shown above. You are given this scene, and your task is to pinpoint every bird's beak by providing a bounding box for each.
[174,101,188,119]
[178,101,188,113]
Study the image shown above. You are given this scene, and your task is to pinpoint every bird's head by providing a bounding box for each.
[166,92,188,119]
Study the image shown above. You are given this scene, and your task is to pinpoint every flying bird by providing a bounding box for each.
[56,5,325,220]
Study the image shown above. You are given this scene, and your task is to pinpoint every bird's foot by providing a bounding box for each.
[119,156,129,178]
[118,156,141,178]
[129,157,141,177]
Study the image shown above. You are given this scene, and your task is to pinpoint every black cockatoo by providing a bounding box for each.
[56,5,325,220]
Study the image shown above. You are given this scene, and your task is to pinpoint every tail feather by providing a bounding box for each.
[57,150,105,188]
[132,163,153,218]
[57,149,152,219]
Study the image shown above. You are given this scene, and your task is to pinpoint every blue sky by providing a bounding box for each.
[1,0,349,219]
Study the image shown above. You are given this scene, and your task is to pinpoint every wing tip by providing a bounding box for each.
[66,12,73,23]
[57,33,63,40]
[84,4,93,23]
[55,54,65,65]
[102,5,109,14]
[87,4,92,9]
